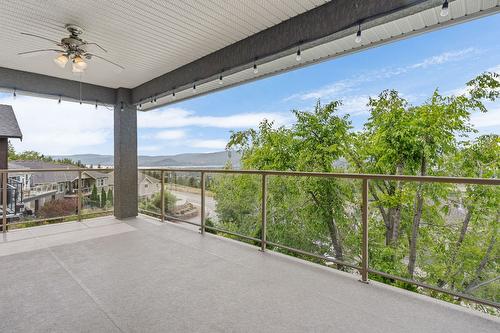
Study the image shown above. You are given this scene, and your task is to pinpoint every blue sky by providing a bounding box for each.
[3,13,499,156]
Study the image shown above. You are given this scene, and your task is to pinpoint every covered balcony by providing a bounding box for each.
[0,0,499,331]
[1,214,498,332]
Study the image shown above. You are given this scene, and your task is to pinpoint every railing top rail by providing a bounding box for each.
[138,168,500,185]
[1,167,498,185]
[0,168,114,173]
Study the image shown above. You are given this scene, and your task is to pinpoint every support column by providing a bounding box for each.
[114,88,138,219]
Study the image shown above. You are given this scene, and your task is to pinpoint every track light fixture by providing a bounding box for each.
[296,48,301,62]
[219,75,223,85]
[440,0,449,17]
[253,63,258,74]
[355,23,362,43]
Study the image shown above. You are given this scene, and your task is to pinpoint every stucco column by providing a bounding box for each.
[114,88,138,219]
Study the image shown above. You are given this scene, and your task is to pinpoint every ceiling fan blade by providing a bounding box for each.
[86,53,124,71]
[20,32,61,46]
[18,49,62,56]
[85,42,107,53]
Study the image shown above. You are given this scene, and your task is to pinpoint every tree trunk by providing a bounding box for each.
[309,190,344,268]
[464,233,496,293]
[390,164,404,243]
[327,216,344,263]
[408,155,426,278]
[439,208,473,288]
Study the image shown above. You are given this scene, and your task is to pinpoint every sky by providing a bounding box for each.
[2,14,499,156]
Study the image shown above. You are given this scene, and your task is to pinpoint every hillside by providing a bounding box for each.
[51,151,241,168]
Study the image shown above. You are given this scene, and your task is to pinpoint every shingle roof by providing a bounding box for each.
[107,171,159,186]
[0,104,22,139]
[8,160,78,184]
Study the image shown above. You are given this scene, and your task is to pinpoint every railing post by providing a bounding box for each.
[160,170,165,222]
[200,171,206,234]
[77,170,82,222]
[260,173,267,251]
[2,172,7,233]
[361,178,369,283]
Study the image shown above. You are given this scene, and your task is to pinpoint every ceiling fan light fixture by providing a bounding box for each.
[73,56,87,70]
[54,54,69,68]
[72,62,85,73]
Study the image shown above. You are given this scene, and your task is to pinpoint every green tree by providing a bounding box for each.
[212,72,499,311]
[8,141,16,159]
[100,188,107,208]
[107,188,113,205]
[90,184,99,207]
[227,101,357,267]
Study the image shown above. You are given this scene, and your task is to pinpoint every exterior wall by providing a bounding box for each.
[138,180,160,198]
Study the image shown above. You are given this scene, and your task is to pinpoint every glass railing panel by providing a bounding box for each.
[367,179,499,311]
[2,170,79,230]
[138,170,203,226]
[266,175,362,272]
[165,171,202,225]
[206,172,261,243]
[80,168,114,218]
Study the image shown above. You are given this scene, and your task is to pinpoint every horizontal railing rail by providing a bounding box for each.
[2,167,498,309]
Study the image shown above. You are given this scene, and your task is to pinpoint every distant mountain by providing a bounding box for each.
[51,151,241,168]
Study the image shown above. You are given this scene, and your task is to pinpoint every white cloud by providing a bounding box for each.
[487,64,500,74]
[155,129,186,140]
[409,48,476,69]
[471,107,500,129]
[287,48,479,102]
[137,108,292,129]
[189,139,228,150]
[138,107,292,129]
[0,94,113,155]
[339,95,370,116]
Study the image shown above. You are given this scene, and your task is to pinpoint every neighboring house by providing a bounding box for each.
[8,161,111,214]
[0,104,23,220]
[107,171,161,199]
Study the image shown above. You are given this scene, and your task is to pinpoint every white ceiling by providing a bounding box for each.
[143,0,499,110]
[0,0,328,89]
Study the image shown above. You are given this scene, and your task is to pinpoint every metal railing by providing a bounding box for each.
[142,167,500,309]
[1,166,499,309]
[0,168,114,231]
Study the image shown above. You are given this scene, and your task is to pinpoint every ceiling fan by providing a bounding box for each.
[18,24,124,73]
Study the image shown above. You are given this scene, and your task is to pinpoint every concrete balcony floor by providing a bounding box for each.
[0,215,498,333]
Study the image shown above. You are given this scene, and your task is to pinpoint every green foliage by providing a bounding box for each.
[213,72,499,313]
[139,191,177,214]
[107,188,113,205]
[7,143,84,167]
[100,188,107,208]
[89,184,99,207]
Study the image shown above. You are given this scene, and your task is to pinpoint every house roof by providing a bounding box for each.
[0,105,22,139]
[107,171,159,186]
[8,160,78,184]
[83,170,111,180]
